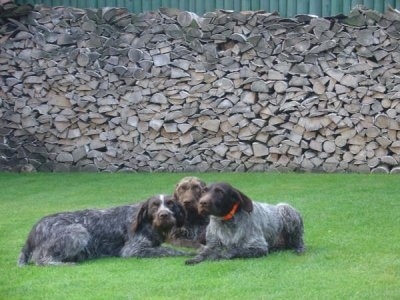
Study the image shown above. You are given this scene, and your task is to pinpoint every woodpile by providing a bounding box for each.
[1,4,399,173]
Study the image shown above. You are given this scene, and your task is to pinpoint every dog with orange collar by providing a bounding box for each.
[185,182,305,265]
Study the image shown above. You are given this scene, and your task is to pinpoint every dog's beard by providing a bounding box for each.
[153,217,176,232]
[197,206,211,216]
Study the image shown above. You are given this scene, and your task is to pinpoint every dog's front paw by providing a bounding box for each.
[178,249,197,257]
[185,256,202,265]
[294,246,305,255]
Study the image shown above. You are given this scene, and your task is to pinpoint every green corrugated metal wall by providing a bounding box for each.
[14,0,400,17]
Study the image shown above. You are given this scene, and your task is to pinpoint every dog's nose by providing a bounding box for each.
[199,199,208,207]
[159,211,170,218]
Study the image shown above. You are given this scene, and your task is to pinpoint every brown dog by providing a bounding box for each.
[167,177,209,248]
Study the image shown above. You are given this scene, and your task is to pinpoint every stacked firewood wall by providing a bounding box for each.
[1,5,399,173]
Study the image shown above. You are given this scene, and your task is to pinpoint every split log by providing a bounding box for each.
[1,5,400,173]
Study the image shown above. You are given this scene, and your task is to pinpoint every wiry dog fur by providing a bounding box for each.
[185,182,305,265]
[18,195,187,266]
[167,177,209,248]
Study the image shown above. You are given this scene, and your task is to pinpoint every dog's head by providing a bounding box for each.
[174,177,206,214]
[198,182,253,220]
[133,195,186,233]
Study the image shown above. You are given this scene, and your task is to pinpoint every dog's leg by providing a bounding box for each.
[121,238,190,258]
[135,246,189,257]
[292,219,305,254]
[185,246,215,265]
[167,227,203,248]
[185,243,269,264]
[31,224,90,265]
[185,234,230,264]
[167,237,203,249]
[185,242,230,265]
[223,246,269,259]
[277,204,305,254]
[290,229,305,254]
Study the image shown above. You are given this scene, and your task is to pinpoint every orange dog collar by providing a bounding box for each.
[222,202,239,221]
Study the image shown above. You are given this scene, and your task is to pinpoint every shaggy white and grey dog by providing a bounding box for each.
[185,182,305,265]
[18,195,187,266]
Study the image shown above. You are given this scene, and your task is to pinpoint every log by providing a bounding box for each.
[2,5,400,174]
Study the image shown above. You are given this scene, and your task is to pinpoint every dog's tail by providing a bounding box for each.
[17,241,32,266]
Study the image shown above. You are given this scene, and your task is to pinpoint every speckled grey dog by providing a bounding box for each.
[185,183,305,265]
[18,195,187,266]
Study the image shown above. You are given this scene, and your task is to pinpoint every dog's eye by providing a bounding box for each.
[152,202,160,208]
[215,187,224,196]
[166,200,174,207]
[179,184,188,191]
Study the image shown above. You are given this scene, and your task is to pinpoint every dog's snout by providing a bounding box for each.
[183,198,192,205]
[158,210,170,218]
[199,198,208,207]
[197,196,211,216]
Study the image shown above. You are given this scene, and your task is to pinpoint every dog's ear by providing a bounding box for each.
[199,179,207,192]
[132,201,149,233]
[173,188,179,200]
[174,178,188,199]
[234,188,253,213]
[173,201,186,227]
[173,181,181,199]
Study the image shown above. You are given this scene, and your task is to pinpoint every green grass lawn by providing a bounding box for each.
[0,172,399,299]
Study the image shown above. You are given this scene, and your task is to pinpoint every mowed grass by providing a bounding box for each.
[0,172,399,300]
